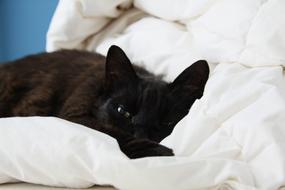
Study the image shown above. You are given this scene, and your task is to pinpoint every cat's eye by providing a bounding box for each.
[117,105,131,119]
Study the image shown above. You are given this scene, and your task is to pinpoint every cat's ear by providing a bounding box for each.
[169,60,209,101]
[105,45,138,90]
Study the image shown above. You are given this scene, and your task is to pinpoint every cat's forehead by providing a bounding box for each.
[139,80,168,96]
[140,79,168,90]
[137,81,171,108]
[111,80,171,111]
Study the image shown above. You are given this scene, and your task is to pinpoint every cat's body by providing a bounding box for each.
[0,46,209,158]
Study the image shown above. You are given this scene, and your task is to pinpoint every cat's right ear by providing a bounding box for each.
[169,60,209,102]
[105,45,138,91]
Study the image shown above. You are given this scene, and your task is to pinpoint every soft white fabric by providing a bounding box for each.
[1,0,284,190]
[0,182,114,190]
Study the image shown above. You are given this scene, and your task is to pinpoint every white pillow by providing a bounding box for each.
[0,117,125,188]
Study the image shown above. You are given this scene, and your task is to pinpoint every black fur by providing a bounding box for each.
[0,45,209,158]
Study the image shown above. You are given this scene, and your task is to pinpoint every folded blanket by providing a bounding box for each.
[1,0,285,189]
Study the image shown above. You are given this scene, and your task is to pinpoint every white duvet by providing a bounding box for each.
[1,0,285,189]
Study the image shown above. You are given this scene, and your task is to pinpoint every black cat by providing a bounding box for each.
[0,45,209,158]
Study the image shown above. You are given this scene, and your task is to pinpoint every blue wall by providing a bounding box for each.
[0,0,58,63]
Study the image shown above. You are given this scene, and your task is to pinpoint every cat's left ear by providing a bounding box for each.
[105,45,138,90]
[169,60,209,101]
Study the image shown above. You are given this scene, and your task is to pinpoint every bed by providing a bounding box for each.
[0,0,285,189]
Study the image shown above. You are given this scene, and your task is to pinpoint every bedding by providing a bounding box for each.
[1,0,285,189]
[0,183,114,190]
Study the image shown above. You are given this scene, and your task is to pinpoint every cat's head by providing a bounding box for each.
[100,45,209,142]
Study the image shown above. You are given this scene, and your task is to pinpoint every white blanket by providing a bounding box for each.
[1,0,285,189]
